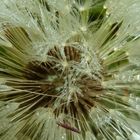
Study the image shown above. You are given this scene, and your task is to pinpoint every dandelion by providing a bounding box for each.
[0,0,140,140]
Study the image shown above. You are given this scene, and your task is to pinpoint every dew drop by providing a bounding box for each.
[6,105,9,109]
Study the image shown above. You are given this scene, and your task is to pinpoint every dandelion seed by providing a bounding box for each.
[57,121,80,133]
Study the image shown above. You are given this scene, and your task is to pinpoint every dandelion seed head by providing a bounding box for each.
[0,0,140,139]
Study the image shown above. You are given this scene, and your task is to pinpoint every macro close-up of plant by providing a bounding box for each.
[0,0,140,140]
